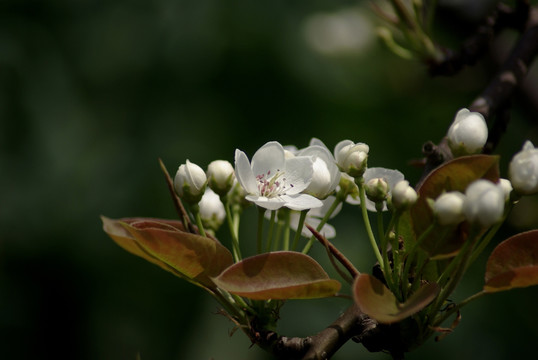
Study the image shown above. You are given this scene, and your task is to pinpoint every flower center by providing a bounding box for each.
[256,169,293,198]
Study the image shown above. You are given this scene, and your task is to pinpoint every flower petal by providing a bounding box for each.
[251,141,286,180]
[334,140,354,163]
[283,156,314,194]
[364,167,405,188]
[280,194,323,211]
[361,167,405,211]
[247,195,286,210]
[235,149,258,194]
[299,144,341,194]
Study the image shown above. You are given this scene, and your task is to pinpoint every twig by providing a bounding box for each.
[158,158,197,234]
[418,5,538,185]
[306,225,360,279]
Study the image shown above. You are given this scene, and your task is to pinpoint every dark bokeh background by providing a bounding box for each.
[1,0,538,359]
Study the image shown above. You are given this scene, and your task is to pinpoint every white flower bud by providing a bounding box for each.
[463,179,505,227]
[198,188,226,231]
[174,160,207,204]
[498,178,513,201]
[391,180,417,210]
[508,141,538,195]
[207,160,235,196]
[365,177,389,204]
[334,140,369,177]
[433,191,466,225]
[447,108,488,156]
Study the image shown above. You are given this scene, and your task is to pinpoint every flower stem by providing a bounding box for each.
[357,179,384,268]
[302,196,343,254]
[191,205,207,238]
[433,290,486,327]
[273,218,283,251]
[257,207,265,254]
[292,210,308,251]
[224,200,242,262]
[430,228,480,319]
[265,211,276,252]
[402,223,435,297]
[282,211,291,251]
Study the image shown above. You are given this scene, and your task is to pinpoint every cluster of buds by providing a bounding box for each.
[431,179,511,228]
[173,159,235,233]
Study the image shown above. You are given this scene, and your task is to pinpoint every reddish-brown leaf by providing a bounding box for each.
[102,216,233,287]
[213,251,341,300]
[484,230,538,293]
[353,274,439,324]
[411,155,499,258]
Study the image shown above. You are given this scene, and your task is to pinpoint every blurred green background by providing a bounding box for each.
[1,0,538,359]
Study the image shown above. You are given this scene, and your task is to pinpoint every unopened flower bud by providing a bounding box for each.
[365,177,389,204]
[433,191,466,225]
[498,178,513,201]
[391,180,417,210]
[198,188,226,231]
[207,160,235,196]
[508,141,538,195]
[174,160,207,204]
[334,140,369,178]
[339,173,359,198]
[463,179,504,227]
[447,108,488,156]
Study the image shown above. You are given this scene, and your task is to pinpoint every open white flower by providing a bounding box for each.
[234,141,324,210]
[297,141,341,199]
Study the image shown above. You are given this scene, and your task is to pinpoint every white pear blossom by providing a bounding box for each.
[174,160,207,204]
[234,141,323,211]
[463,179,505,227]
[447,108,488,155]
[297,142,341,199]
[433,191,466,225]
[508,141,538,195]
[346,168,405,211]
[290,196,342,239]
[334,140,369,177]
[207,160,235,196]
[198,188,226,231]
[391,180,418,210]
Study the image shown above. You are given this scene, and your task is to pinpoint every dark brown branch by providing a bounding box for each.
[418,5,538,185]
[428,1,531,76]
[469,6,538,119]
[252,305,379,360]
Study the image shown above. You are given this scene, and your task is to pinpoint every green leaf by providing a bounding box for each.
[353,274,439,324]
[411,155,499,258]
[101,216,233,288]
[484,230,538,293]
[213,251,341,300]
